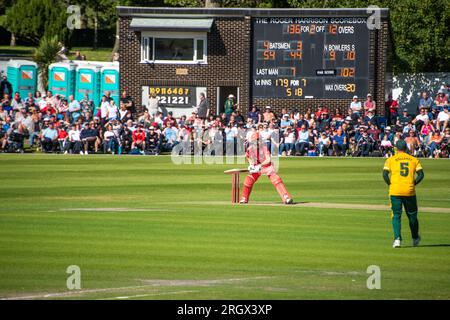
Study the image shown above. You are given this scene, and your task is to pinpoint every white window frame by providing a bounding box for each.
[140,31,207,64]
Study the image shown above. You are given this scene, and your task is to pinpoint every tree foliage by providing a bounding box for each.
[287,0,449,73]
[33,35,62,90]
[5,0,68,45]
[163,0,284,7]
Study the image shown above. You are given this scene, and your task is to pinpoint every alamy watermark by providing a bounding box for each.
[366,265,381,289]
[367,5,382,30]
[66,265,81,290]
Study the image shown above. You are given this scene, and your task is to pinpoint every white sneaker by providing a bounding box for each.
[239,199,247,204]
[393,239,401,248]
[285,198,294,204]
[85,151,88,155]
[413,236,421,247]
[64,151,68,154]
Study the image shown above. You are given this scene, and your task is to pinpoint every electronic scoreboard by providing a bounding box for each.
[252,17,370,99]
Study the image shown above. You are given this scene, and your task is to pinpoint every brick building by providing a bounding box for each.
[117,6,392,117]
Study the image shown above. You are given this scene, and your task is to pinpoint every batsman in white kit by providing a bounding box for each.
[240,132,294,204]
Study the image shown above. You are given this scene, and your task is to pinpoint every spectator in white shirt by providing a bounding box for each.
[65,124,82,154]
[350,95,362,119]
[280,126,295,156]
[436,107,449,132]
[106,100,119,121]
[100,95,110,124]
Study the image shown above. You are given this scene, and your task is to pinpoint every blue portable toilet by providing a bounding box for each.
[75,64,102,106]
[100,63,120,106]
[7,60,38,97]
[48,62,77,99]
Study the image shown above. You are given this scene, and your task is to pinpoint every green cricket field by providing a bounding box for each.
[0,154,449,300]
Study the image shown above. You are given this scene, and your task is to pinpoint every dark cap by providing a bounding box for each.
[396,139,407,151]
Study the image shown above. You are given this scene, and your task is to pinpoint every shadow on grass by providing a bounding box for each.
[402,244,450,249]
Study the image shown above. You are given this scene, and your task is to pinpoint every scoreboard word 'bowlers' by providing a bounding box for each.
[252,17,370,99]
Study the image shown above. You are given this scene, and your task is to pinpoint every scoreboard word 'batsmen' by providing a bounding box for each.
[252,17,370,99]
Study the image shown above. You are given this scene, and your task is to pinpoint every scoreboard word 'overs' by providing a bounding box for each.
[252,17,370,99]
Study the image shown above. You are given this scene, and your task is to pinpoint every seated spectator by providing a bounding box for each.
[80,94,94,119]
[58,98,69,122]
[397,108,412,128]
[145,126,161,155]
[350,95,362,120]
[317,132,331,157]
[131,124,146,151]
[11,92,24,112]
[65,124,82,154]
[119,124,133,154]
[402,122,415,137]
[305,112,315,128]
[435,89,449,108]
[248,105,260,124]
[405,131,420,155]
[332,127,347,156]
[262,106,275,122]
[80,122,98,154]
[428,131,442,158]
[315,104,328,119]
[280,114,293,133]
[279,126,295,156]
[1,94,13,116]
[436,107,449,132]
[163,111,177,128]
[380,134,393,157]
[0,121,6,151]
[364,93,376,116]
[103,124,118,154]
[295,113,308,130]
[356,131,375,157]
[234,110,245,125]
[57,123,69,152]
[367,123,381,143]
[295,125,309,156]
[3,123,26,153]
[245,118,254,130]
[413,108,429,132]
[420,119,434,145]
[380,126,394,142]
[363,110,376,125]
[418,91,433,118]
[41,122,58,153]
[331,108,344,127]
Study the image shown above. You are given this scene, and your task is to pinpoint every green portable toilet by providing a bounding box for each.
[75,64,102,106]
[100,63,120,106]
[48,62,77,99]
[7,60,38,97]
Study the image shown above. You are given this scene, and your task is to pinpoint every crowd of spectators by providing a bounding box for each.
[0,73,449,159]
